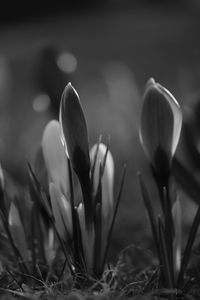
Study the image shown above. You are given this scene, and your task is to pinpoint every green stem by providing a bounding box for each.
[157,181,175,288]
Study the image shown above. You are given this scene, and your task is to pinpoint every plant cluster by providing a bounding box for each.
[0,79,199,299]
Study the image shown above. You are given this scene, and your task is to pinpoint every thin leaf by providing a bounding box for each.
[0,210,29,275]
[178,200,200,287]
[73,206,85,273]
[93,202,102,277]
[138,172,160,256]
[158,216,174,290]
[27,162,52,218]
[0,164,6,216]
[34,146,49,196]
[172,157,200,205]
[172,196,182,283]
[8,202,29,264]
[162,186,174,286]
[30,203,37,276]
[28,164,73,274]
[100,164,126,275]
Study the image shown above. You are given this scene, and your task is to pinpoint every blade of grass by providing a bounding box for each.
[30,203,37,277]
[68,159,83,270]
[173,158,200,205]
[0,210,30,276]
[93,202,102,277]
[163,187,175,286]
[27,162,52,218]
[8,201,29,268]
[100,164,126,275]
[28,162,73,275]
[177,200,200,287]
[74,206,86,275]
[172,196,182,284]
[138,172,160,258]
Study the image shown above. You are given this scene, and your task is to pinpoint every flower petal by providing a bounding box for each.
[139,78,182,176]
[77,203,94,273]
[90,143,114,223]
[59,83,90,187]
[158,84,182,156]
[42,120,69,197]
[49,182,72,239]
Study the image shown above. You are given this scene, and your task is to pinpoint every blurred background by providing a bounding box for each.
[1,0,200,263]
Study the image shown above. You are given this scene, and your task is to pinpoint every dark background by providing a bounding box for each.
[0,0,200,260]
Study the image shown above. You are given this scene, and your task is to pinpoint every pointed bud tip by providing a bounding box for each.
[61,82,80,106]
[146,77,156,87]
[64,82,75,93]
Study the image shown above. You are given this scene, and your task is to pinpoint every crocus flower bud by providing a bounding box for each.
[139,78,182,181]
[90,143,114,223]
[42,120,70,198]
[59,83,92,224]
[49,183,72,239]
[59,83,90,186]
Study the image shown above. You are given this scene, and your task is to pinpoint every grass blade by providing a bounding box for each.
[178,201,200,287]
[93,202,102,277]
[100,164,126,275]
[172,196,182,283]
[8,202,29,265]
[138,172,160,257]
[172,157,200,205]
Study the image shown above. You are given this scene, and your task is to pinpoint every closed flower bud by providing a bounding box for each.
[59,83,90,186]
[90,143,114,224]
[49,183,72,239]
[42,120,70,198]
[139,78,182,181]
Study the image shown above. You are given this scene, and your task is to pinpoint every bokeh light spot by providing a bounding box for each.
[32,94,50,112]
[56,52,77,73]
